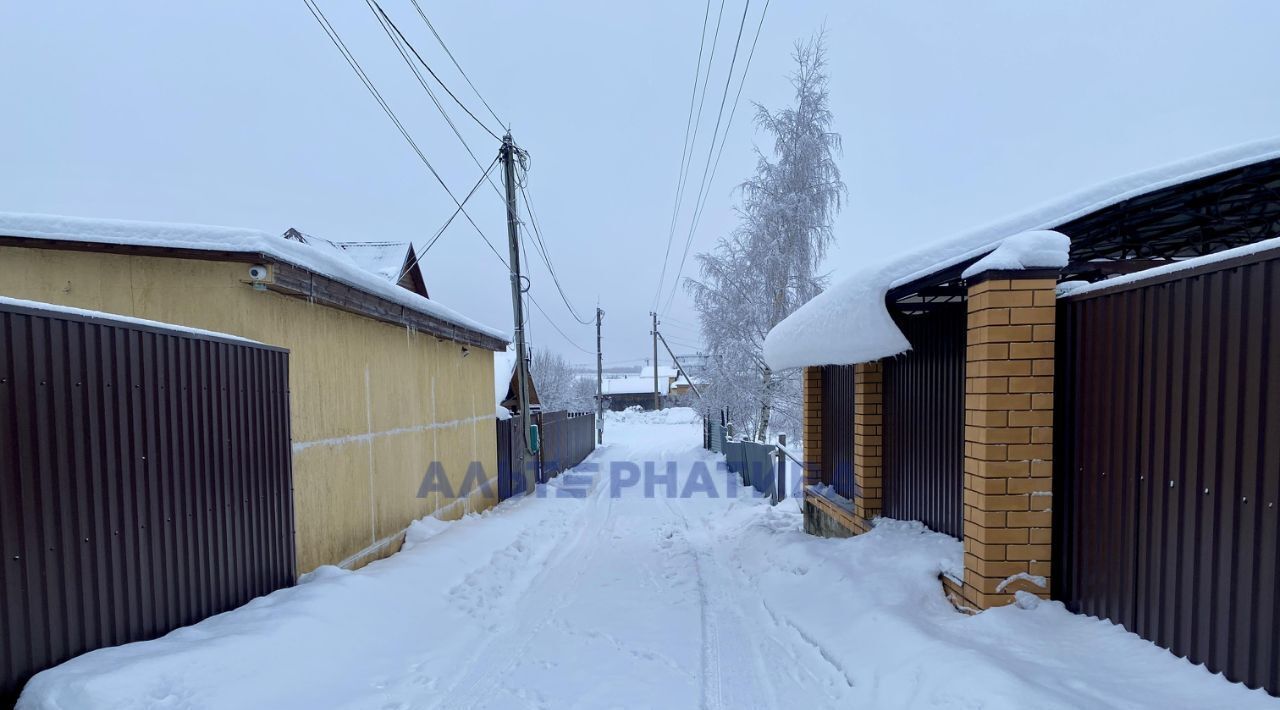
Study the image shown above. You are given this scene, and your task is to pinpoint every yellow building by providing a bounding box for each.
[0,212,508,574]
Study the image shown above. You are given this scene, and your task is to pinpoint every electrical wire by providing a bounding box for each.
[370,0,503,141]
[527,292,594,355]
[518,173,594,325]
[661,0,756,315]
[407,0,505,129]
[365,0,505,201]
[654,0,716,310]
[665,0,772,316]
[301,0,504,272]
[396,155,500,280]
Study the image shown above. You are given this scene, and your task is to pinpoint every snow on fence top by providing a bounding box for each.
[1060,235,1280,299]
[0,296,264,345]
[764,137,1280,370]
[0,212,507,344]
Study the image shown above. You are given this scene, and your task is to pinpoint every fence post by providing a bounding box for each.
[775,434,787,504]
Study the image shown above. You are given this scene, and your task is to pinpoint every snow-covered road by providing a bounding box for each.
[19,409,1279,709]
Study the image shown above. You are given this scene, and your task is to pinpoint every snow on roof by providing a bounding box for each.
[0,212,506,345]
[764,137,1280,370]
[334,241,411,284]
[494,346,518,406]
[638,365,679,379]
[602,376,666,396]
[0,296,264,345]
[1060,235,1280,299]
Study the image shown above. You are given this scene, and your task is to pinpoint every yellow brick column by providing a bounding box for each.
[802,366,824,487]
[962,274,1056,610]
[852,362,883,532]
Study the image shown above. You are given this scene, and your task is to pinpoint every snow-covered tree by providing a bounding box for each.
[686,32,844,441]
[529,349,575,411]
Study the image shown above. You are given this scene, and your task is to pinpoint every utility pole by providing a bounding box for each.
[596,307,604,444]
[501,133,534,454]
[651,311,661,410]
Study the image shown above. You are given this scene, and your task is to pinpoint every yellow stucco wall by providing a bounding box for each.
[0,246,499,573]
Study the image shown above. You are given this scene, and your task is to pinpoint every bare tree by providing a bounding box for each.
[685,31,844,441]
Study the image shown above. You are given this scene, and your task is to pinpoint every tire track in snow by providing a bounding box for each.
[435,472,622,710]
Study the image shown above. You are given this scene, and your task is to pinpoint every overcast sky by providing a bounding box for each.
[2,1,1279,367]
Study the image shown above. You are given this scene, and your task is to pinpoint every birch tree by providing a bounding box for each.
[686,32,844,441]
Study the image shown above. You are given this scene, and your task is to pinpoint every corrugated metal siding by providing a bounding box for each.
[537,411,596,482]
[495,418,526,501]
[0,302,294,705]
[820,365,856,499]
[1056,253,1280,695]
[882,305,966,539]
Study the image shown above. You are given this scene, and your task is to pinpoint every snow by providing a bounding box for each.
[1063,235,1280,298]
[764,137,1280,370]
[493,346,519,407]
[0,211,506,343]
[334,241,412,283]
[960,230,1070,279]
[17,409,1277,709]
[0,296,261,345]
[997,571,1048,593]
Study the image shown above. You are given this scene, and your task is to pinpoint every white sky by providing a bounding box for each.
[2,1,1279,366]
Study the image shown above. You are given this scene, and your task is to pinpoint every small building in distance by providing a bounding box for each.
[600,375,667,411]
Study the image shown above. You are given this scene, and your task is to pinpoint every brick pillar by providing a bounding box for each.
[962,275,1056,610]
[802,366,824,487]
[852,362,883,533]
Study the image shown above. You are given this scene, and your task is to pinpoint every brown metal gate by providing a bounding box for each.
[1056,250,1280,694]
[820,365,856,499]
[882,304,966,539]
[0,301,295,705]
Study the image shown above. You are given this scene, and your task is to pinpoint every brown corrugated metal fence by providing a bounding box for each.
[0,301,295,705]
[882,304,966,539]
[537,411,596,483]
[820,365,856,499]
[1055,250,1280,694]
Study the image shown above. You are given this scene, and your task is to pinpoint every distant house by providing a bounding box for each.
[601,375,666,411]
[638,364,679,392]
[283,227,430,298]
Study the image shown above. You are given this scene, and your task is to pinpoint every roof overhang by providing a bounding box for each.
[764,138,1280,370]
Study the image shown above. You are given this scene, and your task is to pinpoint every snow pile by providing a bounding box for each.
[0,211,506,343]
[1064,235,1280,298]
[764,137,1280,370]
[960,230,1070,278]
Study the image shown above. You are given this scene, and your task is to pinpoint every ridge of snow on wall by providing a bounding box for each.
[0,212,507,344]
[764,136,1280,370]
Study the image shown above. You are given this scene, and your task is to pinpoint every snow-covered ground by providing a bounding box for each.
[19,409,1277,709]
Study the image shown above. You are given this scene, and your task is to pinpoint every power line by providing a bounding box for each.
[397,155,499,280]
[527,292,594,355]
[365,0,505,201]
[661,0,757,315]
[407,0,505,129]
[518,171,594,325]
[654,0,716,310]
[370,0,502,141]
[666,0,772,316]
[301,0,503,271]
